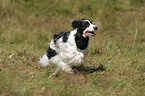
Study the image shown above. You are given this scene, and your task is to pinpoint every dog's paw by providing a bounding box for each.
[65,68,74,74]
[67,69,74,74]
[62,66,74,74]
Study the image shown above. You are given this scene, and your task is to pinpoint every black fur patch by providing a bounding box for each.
[53,33,63,44]
[72,20,81,28]
[74,20,92,50]
[53,32,70,44]
[47,47,57,59]
[75,33,89,50]
[63,32,70,42]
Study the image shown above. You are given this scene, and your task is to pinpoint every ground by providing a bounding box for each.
[0,0,145,96]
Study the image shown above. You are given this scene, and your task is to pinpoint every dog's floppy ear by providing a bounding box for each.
[72,20,81,29]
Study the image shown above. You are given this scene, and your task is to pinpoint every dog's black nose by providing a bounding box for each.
[93,26,98,30]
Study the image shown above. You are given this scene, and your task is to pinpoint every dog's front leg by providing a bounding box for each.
[59,62,74,74]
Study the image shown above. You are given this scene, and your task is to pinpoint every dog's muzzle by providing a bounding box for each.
[85,26,98,37]
[86,31,96,36]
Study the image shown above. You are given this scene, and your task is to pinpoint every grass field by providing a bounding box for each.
[0,0,145,96]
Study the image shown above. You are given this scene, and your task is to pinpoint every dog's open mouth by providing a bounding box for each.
[85,31,96,37]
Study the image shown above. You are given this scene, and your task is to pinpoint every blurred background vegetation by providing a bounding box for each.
[0,0,145,96]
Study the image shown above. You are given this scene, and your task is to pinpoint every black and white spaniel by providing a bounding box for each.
[39,19,98,73]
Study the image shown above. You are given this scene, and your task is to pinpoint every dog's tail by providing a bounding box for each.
[39,54,50,66]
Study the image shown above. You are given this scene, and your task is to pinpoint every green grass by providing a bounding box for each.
[0,0,145,96]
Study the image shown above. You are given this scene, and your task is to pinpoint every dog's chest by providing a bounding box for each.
[56,30,89,65]
[68,30,89,48]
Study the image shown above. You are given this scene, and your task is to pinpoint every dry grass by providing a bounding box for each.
[0,0,145,96]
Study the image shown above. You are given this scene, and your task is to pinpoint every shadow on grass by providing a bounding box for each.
[72,64,105,74]
[45,64,105,78]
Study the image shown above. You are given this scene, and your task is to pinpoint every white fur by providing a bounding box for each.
[39,54,50,66]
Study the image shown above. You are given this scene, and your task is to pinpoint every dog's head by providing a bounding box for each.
[72,19,98,37]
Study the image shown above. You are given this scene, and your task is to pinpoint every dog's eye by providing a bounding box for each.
[85,22,90,27]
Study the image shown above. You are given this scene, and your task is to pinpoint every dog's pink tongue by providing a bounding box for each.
[86,33,93,36]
